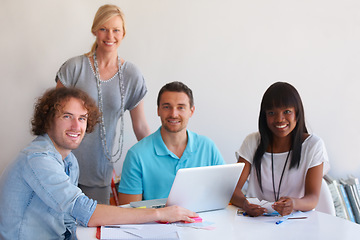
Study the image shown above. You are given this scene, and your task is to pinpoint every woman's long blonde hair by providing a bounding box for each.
[86,4,126,57]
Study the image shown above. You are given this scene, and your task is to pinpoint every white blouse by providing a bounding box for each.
[236,132,330,202]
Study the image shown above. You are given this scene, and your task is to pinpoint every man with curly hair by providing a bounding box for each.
[0,87,197,240]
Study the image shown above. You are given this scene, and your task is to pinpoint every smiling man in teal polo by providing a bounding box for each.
[118,81,225,204]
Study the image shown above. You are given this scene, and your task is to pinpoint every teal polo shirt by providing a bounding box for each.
[118,127,225,200]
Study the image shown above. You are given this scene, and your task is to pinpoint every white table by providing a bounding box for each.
[77,205,360,240]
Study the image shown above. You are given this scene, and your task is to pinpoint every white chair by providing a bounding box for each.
[315,178,336,216]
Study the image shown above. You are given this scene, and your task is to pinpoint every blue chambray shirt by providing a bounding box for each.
[0,134,97,240]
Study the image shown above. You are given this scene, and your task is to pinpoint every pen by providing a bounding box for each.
[275,216,289,225]
[275,220,284,225]
[236,209,248,216]
[104,225,121,228]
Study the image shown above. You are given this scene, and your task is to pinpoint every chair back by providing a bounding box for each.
[315,178,336,216]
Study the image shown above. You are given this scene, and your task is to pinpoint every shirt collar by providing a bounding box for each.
[153,127,196,158]
[40,134,73,163]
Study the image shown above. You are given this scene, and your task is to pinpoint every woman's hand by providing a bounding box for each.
[272,197,294,216]
[242,200,267,217]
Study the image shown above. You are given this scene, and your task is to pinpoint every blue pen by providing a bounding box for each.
[275,215,289,225]
[275,220,284,225]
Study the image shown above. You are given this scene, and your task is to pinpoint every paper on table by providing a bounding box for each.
[275,211,308,224]
[247,197,276,213]
[100,224,179,240]
[236,208,307,225]
[101,227,136,239]
[174,221,216,230]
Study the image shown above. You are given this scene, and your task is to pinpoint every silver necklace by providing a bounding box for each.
[93,51,125,163]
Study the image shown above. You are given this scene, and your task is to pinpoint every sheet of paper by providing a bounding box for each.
[100,224,179,240]
[247,197,276,213]
[174,221,216,230]
[101,227,137,239]
[287,211,307,219]
[236,209,308,224]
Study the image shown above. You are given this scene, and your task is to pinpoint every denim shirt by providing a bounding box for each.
[0,134,97,240]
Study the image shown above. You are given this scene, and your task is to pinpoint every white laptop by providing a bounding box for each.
[130,163,244,212]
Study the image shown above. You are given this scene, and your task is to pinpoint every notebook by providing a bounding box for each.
[130,163,244,212]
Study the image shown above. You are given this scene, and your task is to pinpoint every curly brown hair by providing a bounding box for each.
[31,87,100,135]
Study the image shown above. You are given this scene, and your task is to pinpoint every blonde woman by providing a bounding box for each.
[56,5,150,204]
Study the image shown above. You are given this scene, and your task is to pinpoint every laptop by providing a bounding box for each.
[130,163,244,212]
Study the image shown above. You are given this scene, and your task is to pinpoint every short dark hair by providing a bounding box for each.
[157,81,194,107]
[31,87,100,135]
[254,82,308,191]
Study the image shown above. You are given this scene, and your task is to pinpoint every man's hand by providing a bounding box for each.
[156,206,199,223]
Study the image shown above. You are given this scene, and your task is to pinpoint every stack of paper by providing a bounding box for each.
[100,224,179,240]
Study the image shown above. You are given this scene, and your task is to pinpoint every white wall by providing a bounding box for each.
[1,0,360,180]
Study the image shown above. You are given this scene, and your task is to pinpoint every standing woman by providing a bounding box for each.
[56,4,150,204]
[231,82,330,216]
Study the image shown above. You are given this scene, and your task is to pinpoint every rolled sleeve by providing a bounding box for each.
[72,195,97,226]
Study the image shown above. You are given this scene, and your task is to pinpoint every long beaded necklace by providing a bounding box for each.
[271,145,291,202]
[93,51,125,163]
